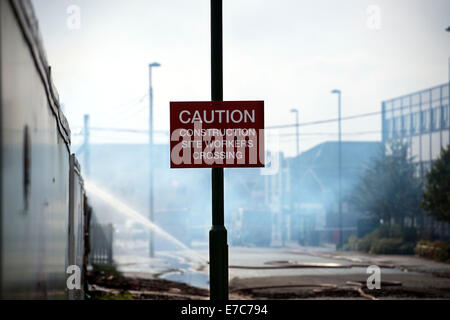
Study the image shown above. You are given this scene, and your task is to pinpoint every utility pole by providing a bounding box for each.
[83,114,90,177]
[290,108,299,156]
[210,0,228,301]
[149,62,160,258]
[331,89,342,250]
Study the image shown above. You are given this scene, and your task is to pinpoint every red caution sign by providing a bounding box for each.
[170,101,265,168]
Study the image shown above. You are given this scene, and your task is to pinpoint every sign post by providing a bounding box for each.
[210,0,226,300]
[169,0,264,301]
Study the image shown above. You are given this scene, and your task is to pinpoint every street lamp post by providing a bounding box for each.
[447,27,450,140]
[149,62,161,258]
[288,108,299,248]
[446,27,450,90]
[331,89,343,250]
[290,108,299,156]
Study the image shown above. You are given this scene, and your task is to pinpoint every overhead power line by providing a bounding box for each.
[266,102,412,130]
[267,110,381,130]
[269,130,380,137]
[74,128,380,139]
[72,106,397,137]
[107,93,149,125]
[72,127,168,135]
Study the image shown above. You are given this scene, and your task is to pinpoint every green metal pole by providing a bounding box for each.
[210,0,228,301]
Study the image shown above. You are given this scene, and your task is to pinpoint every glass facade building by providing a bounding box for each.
[382,83,450,179]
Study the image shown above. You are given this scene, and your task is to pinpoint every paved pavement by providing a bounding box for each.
[226,245,450,299]
[114,243,450,299]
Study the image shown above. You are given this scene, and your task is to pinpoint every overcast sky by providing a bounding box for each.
[31,0,450,156]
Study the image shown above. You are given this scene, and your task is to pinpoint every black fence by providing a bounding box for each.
[89,218,114,266]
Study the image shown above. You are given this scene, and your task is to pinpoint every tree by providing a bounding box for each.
[421,144,450,222]
[350,141,423,231]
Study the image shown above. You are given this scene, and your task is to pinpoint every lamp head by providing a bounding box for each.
[290,108,298,113]
[149,62,161,68]
[331,89,341,94]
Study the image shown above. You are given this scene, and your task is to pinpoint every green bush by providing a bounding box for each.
[415,240,450,263]
[434,246,450,262]
[343,226,417,255]
[414,240,434,258]
[343,235,359,251]
[357,234,374,252]
[369,238,403,254]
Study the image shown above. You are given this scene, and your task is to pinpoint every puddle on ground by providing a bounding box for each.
[115,251,209,289]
